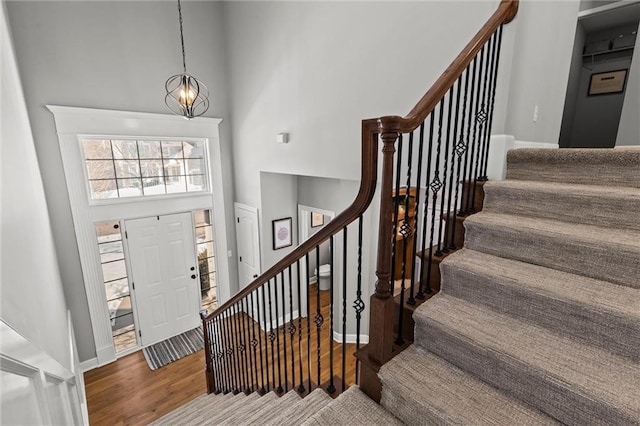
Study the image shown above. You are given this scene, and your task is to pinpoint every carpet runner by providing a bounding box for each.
[142,328,204,371]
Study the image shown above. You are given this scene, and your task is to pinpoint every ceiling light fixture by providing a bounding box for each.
[165,0,209,119]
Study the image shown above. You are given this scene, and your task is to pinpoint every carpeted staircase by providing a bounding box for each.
[151,148,639,425]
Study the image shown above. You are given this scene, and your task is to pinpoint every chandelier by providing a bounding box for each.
[165,0,209,119]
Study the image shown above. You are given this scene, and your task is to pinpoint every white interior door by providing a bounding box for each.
[235,203,261,289]
[126,212,200,346]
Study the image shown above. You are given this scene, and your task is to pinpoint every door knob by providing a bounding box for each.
[190,266,195,271]
[191,274,196,279]
[253,274,258,279]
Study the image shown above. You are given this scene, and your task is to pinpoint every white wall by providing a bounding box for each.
[224,1,501,209]
[1,2,72,371]
[5,0,236,362]
[616,22,640,146]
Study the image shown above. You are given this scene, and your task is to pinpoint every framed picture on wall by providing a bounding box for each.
[588,69,627,96]
[311,212,324,228]
[272,217,292,250]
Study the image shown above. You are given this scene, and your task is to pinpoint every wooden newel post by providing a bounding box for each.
[360,127,399,402]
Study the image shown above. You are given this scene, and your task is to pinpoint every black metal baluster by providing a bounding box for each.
[418,115,435,296]
[353,215,365,384]
[305,253,312,391]
[215,318,230,393]
[462,57,479,214]
[341,226,348,392]
[390,134,404,296]
[413,123,427,299]
[469,46,486,212]
[402,130,416,307]
[447,76,464,250]
[314,246,322,389]
[478,32,496,181]
[428,102,445,286]
[296,260,305,394]
[437,89,454,256]
[288,267,296,393]
[267,280,276,393]
[482,26,504,179]
[327,236,336,394]
[274,274,283,394]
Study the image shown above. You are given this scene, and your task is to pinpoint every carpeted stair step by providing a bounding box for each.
[221,389,301,425]
[506,148,640,188]
[414,294,640,425]
[190,392,259,425]
[268,388,332,425]
[379,345,559,425]
[483,180,640,231]
[464,212,640,288]
[301,386,403,426]
[440,249,640,360]
[149,393,213,425]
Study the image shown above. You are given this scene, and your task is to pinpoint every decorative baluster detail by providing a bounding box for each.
[215,318,230,393]
[287,267,295,393]
[234,303,248,393]
[251,290,266,395]
[463,56,479,213]
[223,309,239,393]
[296,260,305,394]
[432,101,445,258]
[418,116,435,296]
[314,246,323,388]
[469,46,486,212]
[402,130,416,307]
[242,297,256,393]
[341,226,348,392]
[354,215,365,384]
[439,87,454,255]
[279,271,288,393]
[305,253,312,391]
[481,26,504,179]
[267,280,276,393]
[260,285,270,393]
[274,274,283,394]
[447,76,464,250]
[451,67,471,247]
[327,236,336,394]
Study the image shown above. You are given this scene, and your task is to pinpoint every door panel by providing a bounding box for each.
[234,203,261,289]
[126,212,199,346]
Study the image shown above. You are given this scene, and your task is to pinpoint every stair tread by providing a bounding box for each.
[380,345,559,425]
[414,294,640,422]
[194,392,260,425]
[224,390,301,426]
[483,180,640,231]
[442,248,640,319]
[269,388,332,425]
[149,393,210,425]
[464,212,640,287]
[301,386,403,426]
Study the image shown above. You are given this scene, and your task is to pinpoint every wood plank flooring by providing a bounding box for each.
[84,286,361,425]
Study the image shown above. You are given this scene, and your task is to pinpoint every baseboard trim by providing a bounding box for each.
[79,357,98,373]
[333,330,369,345]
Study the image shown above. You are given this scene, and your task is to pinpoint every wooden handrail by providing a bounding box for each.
[204,119,380,321]
[376,0,518,135]
[205,0,519,321]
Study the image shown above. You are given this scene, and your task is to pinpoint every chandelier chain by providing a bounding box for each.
[178,0,187,73]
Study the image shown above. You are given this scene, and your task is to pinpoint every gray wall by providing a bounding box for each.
[1,3,72,370]
[617,23,640,146]
[5,1,236,362]
[502,0,581,144]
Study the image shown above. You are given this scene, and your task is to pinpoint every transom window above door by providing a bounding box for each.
[81,138,208,201]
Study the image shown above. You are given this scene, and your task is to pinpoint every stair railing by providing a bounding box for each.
[202,0,518,400]
[360,0,518,400]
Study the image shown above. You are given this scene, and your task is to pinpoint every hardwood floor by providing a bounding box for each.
[84,286,361,425]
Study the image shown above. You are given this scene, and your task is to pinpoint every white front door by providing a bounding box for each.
[234,203,261,289]
[125,212,200,346]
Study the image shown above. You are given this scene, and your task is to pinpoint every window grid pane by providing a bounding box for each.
[83,139,207,200]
